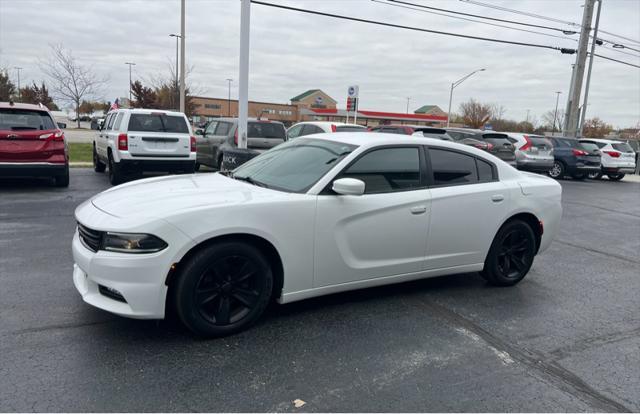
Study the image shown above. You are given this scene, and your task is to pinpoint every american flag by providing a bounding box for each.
[110,98,120,111]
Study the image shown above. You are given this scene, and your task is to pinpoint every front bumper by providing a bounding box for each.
[0,162,67,178]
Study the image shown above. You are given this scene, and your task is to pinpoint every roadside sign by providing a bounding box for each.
[348,85,359,98]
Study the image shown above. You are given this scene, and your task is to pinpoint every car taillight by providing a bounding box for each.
[234,130,238,145]
[521,135,532,151]
[486,142,494,150]
[190,136,196,152]
[603,150,621,158]
[331,124,337,132]
[118,133,128,151]
[39,130,65,141]
[572,149,588,156]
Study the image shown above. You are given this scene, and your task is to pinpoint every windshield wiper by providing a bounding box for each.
[232,174,269,188]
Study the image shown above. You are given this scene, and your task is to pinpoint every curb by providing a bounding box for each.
[70,162,92,168]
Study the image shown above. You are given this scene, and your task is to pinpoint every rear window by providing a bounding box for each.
[481,134,512,145]
[247,122,286,139]
[335,125,366,132]
[0,109,55,131]
[580,142,600,152]
[612,143,634,152]
[529,136,552,149]
[128,113,189,133]
[555,138,581,149]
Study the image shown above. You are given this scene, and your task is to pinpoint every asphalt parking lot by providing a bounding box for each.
[1,169,639,412]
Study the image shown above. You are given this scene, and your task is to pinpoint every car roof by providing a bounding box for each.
[0,102,51,111]
[295,121,364,127]
[212,117,284,125]
[579,138,621,144]
[307,131,475,150]
[113,108,186,116]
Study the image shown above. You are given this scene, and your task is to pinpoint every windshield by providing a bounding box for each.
[0,109,56,131]
[128,113,189,133]
[231,138,357,193]
[335,125,366,132]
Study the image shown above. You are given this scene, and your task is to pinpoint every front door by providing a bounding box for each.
[314,146,431,287]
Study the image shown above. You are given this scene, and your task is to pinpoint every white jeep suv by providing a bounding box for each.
[579,138,636,180]
[93,108,196,185]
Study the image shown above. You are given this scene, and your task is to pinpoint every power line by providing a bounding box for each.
[251,0,576,54]
[374,0,578,42]
[386,0,578,35]
[599,43,640,59]
[460,0,640,46]
[590,52,640,69]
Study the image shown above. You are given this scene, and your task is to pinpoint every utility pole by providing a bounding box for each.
[180,0,186,113]
[14,67,22,101]
[563,0,596,137]
[238,0,250,149]
[446,68,485,127]
[553,91,562,133]
[169,33,181,111]
[226,78,233,117]
[579,0,602,137]
[526,109,530,123]
[125,62,136,103]
[406,97,411,114]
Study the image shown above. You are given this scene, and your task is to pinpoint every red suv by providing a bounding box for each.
[0,102,69,186]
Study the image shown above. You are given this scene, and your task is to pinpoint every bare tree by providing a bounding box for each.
[490,103,506,121]
[459,99,492,129]
[541,109,565,132]
[41,44,106,128]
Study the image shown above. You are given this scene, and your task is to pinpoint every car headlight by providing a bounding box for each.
[103,232,168,254]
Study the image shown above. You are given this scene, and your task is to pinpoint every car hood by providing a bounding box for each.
[91,173,281,218]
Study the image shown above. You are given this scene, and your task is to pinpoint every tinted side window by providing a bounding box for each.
[287,124,303,139]
[215,122,231,136]
[113,113,124,130]
[477,158,495,182]
[342,147,421,194]
[429,148,479,186]
[106,113,116,130]
[205,121,218,135]
[301,124,323,136]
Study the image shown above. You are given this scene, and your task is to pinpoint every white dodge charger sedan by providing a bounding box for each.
[72,133,562,337]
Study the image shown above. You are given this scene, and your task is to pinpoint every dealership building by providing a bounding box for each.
[191,89,448,127]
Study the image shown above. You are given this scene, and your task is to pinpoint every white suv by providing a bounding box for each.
[93,109,196,185]
[286,122,366,139]
[579,138,636,180]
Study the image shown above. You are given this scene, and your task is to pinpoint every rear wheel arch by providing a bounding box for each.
[166,233,284,306]
[497,212,542,254]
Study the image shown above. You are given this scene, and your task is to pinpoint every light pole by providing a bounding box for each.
[406,97,411,114]
[446,68,485,127]
[169,33,182,111]
[125,62,136,104]
[13,67,22,101]
[226,78,233,116]
[552,91,562,133]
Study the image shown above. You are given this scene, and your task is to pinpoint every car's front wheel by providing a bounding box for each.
[174,242,273,337]
[548,161,564,179]
[481,220,536,286]
[607,173,625,181]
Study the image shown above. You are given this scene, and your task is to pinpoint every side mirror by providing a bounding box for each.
[332,178,365,196]
[195,130,204,136]
[57,122,67,129]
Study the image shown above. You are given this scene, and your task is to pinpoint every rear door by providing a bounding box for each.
[197,120,217,164]
[126,112,191,157]
[246,121,286,150]
[0,108,61,163]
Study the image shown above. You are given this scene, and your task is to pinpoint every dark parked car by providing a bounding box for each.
[445,129,516,166]
[370,124,453,140]
[0,102,69,186]
[194,118,286,170]
[547,137,601,180]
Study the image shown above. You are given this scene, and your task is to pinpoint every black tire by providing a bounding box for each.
[548,161,565,179]
[54,165,70,187]
[587,171,602,180]
[93,146,106,173]
[571,173,586,180]
[481,220,536,287]
[607,173,625,181]
[108,153,124,185]
[173,242,273,337]
[217,155,223,171]
[194,162,201,172]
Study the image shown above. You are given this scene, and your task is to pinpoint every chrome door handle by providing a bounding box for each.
[491,194,505,202]
[410,206,427,215]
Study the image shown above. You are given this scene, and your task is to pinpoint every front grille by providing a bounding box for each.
[77,222,103,252]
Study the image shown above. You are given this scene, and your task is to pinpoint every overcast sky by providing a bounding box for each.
[1,0,639,127]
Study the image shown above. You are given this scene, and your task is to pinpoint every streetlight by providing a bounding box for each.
[226,78,233,116]
[125,62,136,104]
[552,91,562,133]
[406,97,411,114]
[446,68,485,127]
[13,67,22,101]
[169,33,182,110]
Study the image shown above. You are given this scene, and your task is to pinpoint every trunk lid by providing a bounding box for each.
[0,108,64,162]
[126,112,191,157]
[246,121,286,150]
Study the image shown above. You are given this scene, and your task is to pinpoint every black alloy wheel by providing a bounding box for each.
[481,220,536,286]
[174,242,273,337]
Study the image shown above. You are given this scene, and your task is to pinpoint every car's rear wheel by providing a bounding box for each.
[174,242,273,337]
[194,162,201,172]
[572,173,586,180]
[108,153,124,185]
[607,173,625,181]
[54,165,70,187]
[548,161,564,179]
[587,171,602,180]
[93,146,106,173]
[481,220,536,286]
